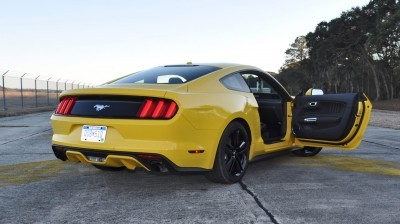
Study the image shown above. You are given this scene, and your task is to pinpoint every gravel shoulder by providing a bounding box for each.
[369,109,400,130]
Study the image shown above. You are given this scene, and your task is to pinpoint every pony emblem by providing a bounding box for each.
[93,104,110,111]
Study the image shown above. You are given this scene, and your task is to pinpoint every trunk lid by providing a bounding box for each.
[59,83,187,98]
[56,84,186,119]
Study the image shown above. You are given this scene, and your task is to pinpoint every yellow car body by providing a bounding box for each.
[51,63,372,183]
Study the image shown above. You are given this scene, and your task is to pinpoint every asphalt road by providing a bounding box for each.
[1,112,399,224]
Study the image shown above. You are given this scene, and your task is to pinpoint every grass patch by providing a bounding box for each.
[373,98,400,111]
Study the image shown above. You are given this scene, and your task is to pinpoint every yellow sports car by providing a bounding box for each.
[51,63,372,183]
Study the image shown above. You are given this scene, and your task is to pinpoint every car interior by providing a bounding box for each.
[241,72,288,144]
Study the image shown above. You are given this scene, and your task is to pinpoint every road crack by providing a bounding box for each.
[0,128,52,146]
[362,140,400,150]
[239,181,279,224]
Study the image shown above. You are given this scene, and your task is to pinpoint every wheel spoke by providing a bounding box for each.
[230,133,236,149]
[227,157,235,174]
[226,156,234,166]
[234,156,244,171]
[225,147,233,156]
[226,142,234,150]
[237,141,246,154]
[235,130,240,147]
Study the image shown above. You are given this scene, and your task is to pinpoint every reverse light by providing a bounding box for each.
[137,99,178,119]
[87,156,106,162]
[56,97,77,115]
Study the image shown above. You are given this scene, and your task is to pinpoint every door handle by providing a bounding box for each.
[308,102,318,106]
[304,117,317,122]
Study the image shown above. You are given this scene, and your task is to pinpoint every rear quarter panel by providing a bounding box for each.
[176,65,265,162]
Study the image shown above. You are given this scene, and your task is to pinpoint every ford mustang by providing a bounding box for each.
[51,63,372,183]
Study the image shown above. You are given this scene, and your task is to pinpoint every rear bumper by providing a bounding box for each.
[51,113,221,170]
[52,145,209,172]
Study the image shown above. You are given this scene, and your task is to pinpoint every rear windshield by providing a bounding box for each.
[112,65,221,84]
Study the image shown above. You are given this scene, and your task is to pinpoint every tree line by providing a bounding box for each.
[276,0,399,101]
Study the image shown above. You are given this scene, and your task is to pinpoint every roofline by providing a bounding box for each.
[162,63,245,69]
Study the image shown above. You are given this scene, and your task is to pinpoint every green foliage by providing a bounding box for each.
[276,0,400,100]
[283,36,309,69]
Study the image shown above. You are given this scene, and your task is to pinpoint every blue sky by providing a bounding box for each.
[0,0,371,84]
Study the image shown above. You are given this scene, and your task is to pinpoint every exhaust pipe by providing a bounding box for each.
[151,161,168,172]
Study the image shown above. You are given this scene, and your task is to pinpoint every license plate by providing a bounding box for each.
[81,125,107,143]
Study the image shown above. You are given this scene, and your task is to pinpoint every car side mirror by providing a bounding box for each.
[305,88,324,96]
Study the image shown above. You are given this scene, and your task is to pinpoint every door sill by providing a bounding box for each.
[263,139,284,144]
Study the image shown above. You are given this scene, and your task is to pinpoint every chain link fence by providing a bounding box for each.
[0,69,94,111]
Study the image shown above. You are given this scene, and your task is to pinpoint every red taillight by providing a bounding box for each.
[164,102,177,119]
[137,99,178,119]
[56,97,77,115]
[138,99,155,118]
[152,100,166,118]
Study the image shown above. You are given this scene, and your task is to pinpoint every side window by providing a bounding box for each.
[242,73,280,99]
[220,73,250,92]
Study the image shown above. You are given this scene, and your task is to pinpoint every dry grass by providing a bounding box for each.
[2,88,58,97]
[370,109,400,130]
[372,98,400,111]
[0,88,59,116]
[0,106,56,117]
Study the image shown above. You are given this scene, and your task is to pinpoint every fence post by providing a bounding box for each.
[2,70,9,110]
[56,78,61,100]
[34,75,40,107]
[46,77,52,106]
[20,73,26,108]
[71,80,76,90]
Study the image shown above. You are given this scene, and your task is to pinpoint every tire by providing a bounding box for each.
[92,164,125,171]
[206,121,250,184]
[291,147,322,157]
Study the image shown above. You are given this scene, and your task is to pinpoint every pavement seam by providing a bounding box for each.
[362,140,400,150]
[239,180,279,224]
[0,128,52,146]
[0,126,31,127]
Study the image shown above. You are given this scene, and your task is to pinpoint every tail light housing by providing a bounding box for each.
[137,99,178,119]
[56,97,77,115]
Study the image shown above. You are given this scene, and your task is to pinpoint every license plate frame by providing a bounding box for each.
[81,125,107,143]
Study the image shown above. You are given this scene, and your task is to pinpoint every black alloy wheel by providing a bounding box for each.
[206,121,250,184]
[291,147,322,157]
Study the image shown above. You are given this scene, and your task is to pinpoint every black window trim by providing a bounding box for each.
[237,70,292,101]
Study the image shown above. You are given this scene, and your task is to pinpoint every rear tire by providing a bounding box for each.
[291,147,322,157]
[92,164,125,171]
[206,121,250,184]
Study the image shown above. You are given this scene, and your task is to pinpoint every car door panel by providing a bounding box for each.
[292,93,372,149]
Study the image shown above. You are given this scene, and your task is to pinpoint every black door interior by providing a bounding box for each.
[255,93,286,142]
[292,93,360,141]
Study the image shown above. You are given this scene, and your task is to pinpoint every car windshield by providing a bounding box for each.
[112,65,221,84]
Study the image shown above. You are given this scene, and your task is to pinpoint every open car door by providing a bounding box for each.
[292,93,372,149]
